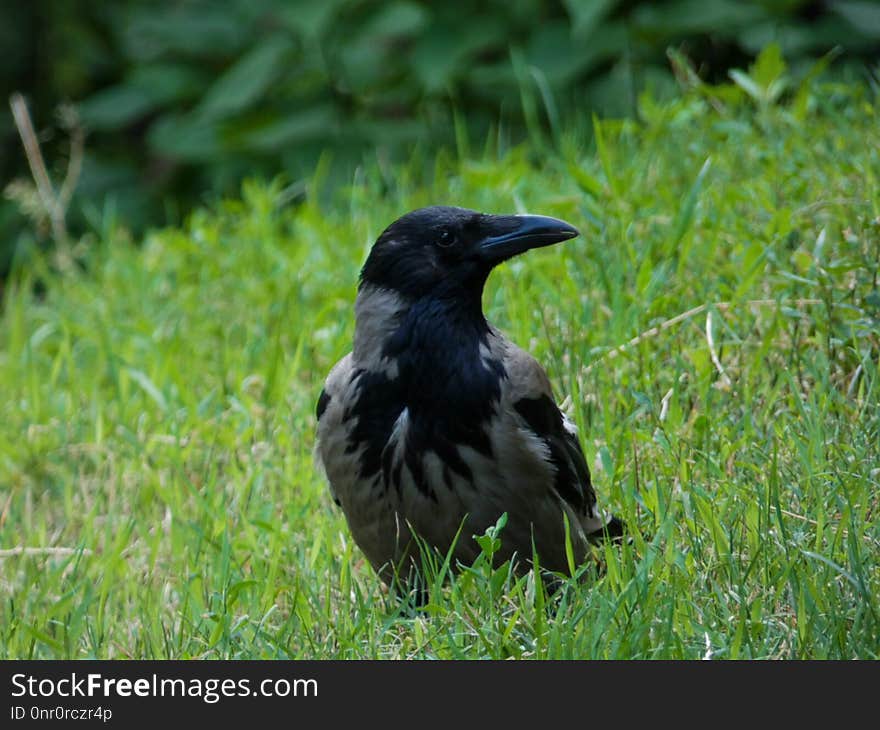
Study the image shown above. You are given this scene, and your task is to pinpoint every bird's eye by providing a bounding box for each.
[437,230,457,248]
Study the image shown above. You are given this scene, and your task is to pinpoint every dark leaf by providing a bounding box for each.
[197,35,294,121]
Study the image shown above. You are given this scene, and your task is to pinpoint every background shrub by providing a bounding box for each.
[2,0,879,274]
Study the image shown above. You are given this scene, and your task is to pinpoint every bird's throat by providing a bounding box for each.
[353,283,503,416]
[386,295,502,412]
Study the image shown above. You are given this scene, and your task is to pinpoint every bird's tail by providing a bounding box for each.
[586,514,626,543]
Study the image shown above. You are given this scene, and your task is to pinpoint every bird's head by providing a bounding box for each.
[359,206,579,300]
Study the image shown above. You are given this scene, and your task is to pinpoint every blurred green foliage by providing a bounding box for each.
[2,0,879,273]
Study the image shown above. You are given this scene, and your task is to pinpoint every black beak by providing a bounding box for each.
[478,214,579,263]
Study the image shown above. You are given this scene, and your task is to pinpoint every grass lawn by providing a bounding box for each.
[1,68,878,659]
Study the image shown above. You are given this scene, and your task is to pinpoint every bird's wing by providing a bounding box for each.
[315,353,356,503]
[499,340,607,534]
[315,352,352,424]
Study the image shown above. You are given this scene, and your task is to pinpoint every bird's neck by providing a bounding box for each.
[352,283,503,408]
[387,291,504,412]
[352,284,410,374]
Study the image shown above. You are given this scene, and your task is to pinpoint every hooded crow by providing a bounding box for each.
[316,206,623,587]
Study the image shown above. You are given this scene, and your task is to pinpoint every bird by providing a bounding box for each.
[315,205,623,589]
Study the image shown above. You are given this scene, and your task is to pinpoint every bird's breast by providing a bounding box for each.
[343,362,499,499]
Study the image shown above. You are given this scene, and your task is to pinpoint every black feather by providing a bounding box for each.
[343,293,505,499]
[513,394,596,516]
[344,368,405,483]
[315,389,331,421]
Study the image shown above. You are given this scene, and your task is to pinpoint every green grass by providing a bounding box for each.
[1,75,878,659]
